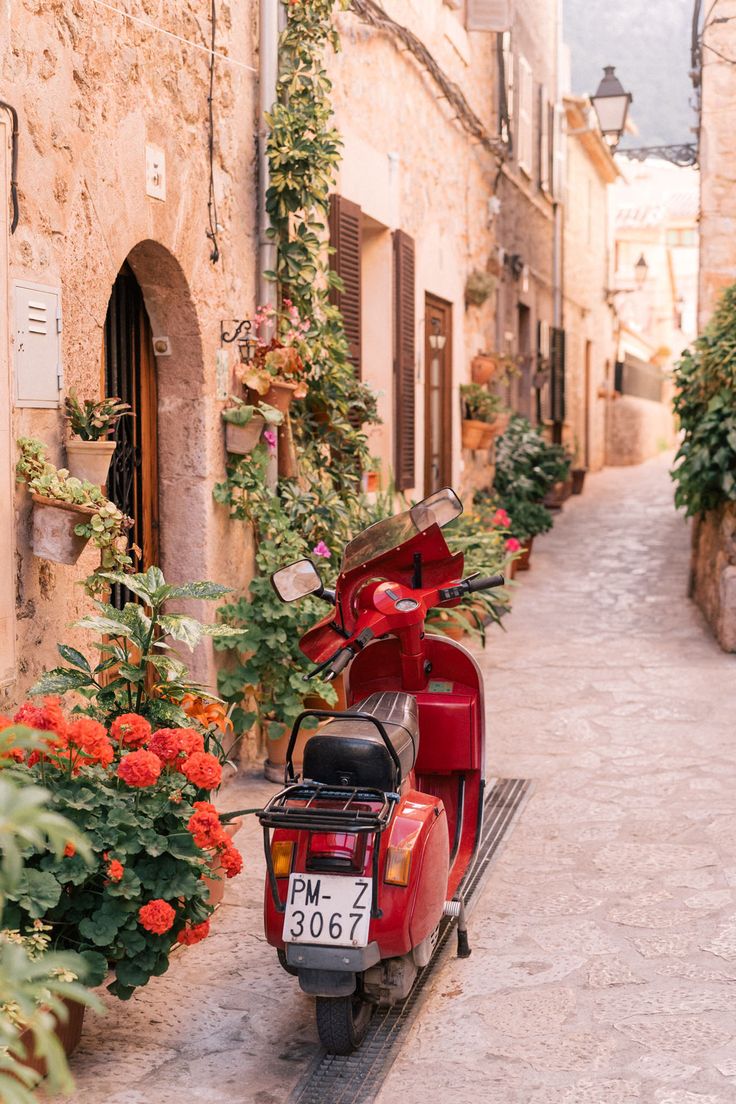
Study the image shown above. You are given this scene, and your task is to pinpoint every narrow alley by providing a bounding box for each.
[67,455,736,1104]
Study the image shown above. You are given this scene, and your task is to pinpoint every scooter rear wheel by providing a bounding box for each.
[315,994,373,1054]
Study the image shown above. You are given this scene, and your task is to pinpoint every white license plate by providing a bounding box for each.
[283,874,372,947]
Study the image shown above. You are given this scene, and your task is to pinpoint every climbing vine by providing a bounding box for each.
[265,0,379,486]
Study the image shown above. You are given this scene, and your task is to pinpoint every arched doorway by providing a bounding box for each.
[103,263,159,605]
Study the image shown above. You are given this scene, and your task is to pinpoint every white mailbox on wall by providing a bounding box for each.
[14,280,62,407]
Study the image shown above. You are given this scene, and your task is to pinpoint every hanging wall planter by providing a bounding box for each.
[471,354,500,385]
[461,419,495,450]
[65,438,117,486]
[260,378,299,413]
[225,416,266,456]
[31,495,95,565]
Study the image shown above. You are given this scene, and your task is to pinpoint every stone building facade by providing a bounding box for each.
[0,0,259,704]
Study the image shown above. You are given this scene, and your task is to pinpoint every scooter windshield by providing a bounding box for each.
[341,488,462,572]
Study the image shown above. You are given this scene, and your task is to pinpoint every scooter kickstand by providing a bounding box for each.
[443,898,472,959]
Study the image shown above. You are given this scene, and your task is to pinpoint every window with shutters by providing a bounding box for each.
[517,56,533,177]
[0,115,15,686]
[392,230,416,491]
[498,31,514,147]
[329,195,362,377]
[539,86,551,194]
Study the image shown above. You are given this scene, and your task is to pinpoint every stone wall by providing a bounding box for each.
[605,395,676,467]
[690,504,736,652]
[0,0,259,707]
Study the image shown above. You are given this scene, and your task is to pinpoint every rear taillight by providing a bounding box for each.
[271,840,294,877]
[306,832,366,873]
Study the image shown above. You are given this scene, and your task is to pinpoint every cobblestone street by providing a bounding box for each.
[71,454,736,1104]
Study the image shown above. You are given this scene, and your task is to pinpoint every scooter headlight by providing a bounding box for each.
[385,846,412,886]
[271,840,294,878]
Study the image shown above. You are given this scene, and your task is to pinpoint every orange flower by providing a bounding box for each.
[67,717,114,768]
[110,713,151,749]
[181,694,233,736]
[177,919,210,946]
[63,842,76,858]
[118,749,162,788]
[219,839,243,879]
[181,752,222,790]
[0,714,12,731]
[107,859,124,883]
[14,698,68,742]
[187,801,226,849]
[138,899,176,935]
[148,728,184,765]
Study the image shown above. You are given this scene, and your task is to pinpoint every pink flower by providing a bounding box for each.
[263,429,277,452]
[492,508,510,528]
[313,541,331,559]
[505,538,522,553]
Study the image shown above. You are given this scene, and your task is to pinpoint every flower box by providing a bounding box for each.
[31,494,96,565]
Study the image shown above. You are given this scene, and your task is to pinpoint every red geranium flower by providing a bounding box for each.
[138,899,176,935]
[148,728,184,765]
[505,537,522,553]
[178,920,210,946]
[107,859,124,883]
[63,843,76,858]
[110,713,151,749]
[118,749,162,788]
[187,801,226,849]
[177,728,205,758]
[219,839,243,879]
[492,508,511,528]
[181,751,222,790]
[67,717,114,768]
[14,697,68,742]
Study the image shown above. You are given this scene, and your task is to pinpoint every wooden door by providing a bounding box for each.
[103,263,159,606]
[424,295,452,495]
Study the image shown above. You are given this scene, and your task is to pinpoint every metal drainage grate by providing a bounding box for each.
[288,777,531,1104]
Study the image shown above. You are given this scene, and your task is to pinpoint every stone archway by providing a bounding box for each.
[119,240,208,595]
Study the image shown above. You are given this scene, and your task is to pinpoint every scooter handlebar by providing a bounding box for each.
[324,645,354,681]
[465,573,505,593]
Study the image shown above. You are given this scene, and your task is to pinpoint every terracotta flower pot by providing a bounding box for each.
[65,439,117,486]
[16,998,86,1078]
[543,478,573,510]
[492,411,511,437]
[261,378,299,413]
[516,537,534,571]
[224,416,266,455]
[202,818,243,909]
[461,419,495,450]
[471,354,499,385]
[31,494,96,565]
[571,468,587,495]
[264,677,346,783]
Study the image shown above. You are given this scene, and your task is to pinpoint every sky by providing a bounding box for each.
[563,0,697,149]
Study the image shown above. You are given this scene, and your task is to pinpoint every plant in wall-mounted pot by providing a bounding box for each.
[460,384,506,450]
[63,389,131,486]
[16,438,133,585]
[464,269,496,308]
[221,398,284,456]
[237,301,310,413]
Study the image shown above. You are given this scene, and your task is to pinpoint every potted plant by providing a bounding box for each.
[464,269,496,308]
[222,398,283,455]
[64,389,131,486]
[16,438,133,581]
[460,384,506,450]
[237,301,310,412]
[1,568,246,1002]
[498,497,553,571]
[570,440,587,494]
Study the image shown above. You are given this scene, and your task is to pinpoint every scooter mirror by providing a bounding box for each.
[411,487,463,531]
[271,558,324,603]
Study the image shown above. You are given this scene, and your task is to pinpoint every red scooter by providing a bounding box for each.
[257,489,504,1053]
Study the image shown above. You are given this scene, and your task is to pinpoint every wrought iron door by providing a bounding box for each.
[103,263,159,607]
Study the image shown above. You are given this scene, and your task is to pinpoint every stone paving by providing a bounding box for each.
[71,454,736,1103]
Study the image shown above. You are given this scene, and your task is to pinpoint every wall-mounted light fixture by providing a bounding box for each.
[428,318,447,350]
[634,253,649,289]
[590,66,632,150]
[220,319,257,364]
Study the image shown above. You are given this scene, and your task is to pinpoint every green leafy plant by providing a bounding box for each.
[478,490,553,543]
[64,389,131,441]
[16,438,134,591]
[0,708,243,1003]
[465,269,496,307]
[221,398,284,427]
[494,416,570,502]
[672,283,736,515]
[0,729,100,1103]
[460,383,504,424]
[31,566,241,735]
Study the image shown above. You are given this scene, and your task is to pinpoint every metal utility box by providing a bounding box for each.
[14,280,62,408]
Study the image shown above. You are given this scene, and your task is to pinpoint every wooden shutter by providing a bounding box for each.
[393,230,416,491]
[517,56,533,176]
[539,86,551,193]
[550,326,566,424]
[466,0,514,31]
[329,195,362,376]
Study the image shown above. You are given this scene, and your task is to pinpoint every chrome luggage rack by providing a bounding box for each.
[258,781,399,918]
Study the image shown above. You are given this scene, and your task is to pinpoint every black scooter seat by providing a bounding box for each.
[302,691,419,792]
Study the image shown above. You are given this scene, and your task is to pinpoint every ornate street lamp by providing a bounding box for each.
[634,253,649,289]
[591,66,633,150]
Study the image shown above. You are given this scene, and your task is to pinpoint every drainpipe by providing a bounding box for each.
[258,0,281,316]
